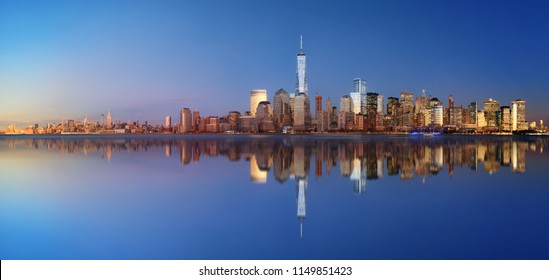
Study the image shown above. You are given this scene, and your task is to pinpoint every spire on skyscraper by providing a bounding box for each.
[296,35,307,95]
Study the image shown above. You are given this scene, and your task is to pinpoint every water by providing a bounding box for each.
[1,134,548,260]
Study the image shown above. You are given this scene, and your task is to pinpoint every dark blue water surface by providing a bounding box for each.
[1,134,548,260]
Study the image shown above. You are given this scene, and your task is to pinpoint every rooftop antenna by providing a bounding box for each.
[300,34,303,51]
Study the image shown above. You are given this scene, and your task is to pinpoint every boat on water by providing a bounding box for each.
[409,131,442,137]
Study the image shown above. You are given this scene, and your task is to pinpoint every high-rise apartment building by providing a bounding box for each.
[165,116,171,128]
[250,89,268,117]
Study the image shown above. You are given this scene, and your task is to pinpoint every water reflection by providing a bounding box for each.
[1,135,548,259]
[3,135,545,183]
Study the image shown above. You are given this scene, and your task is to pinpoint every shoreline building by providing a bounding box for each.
[293,35,311,130]
[500,106,511,131]
[377,94,385,115]
[296,35,308,97]
[511,99,527,131]
[256,101,275,132]
[353,78,367,114]
[273,88,291,129]
[366,92,379,112]
[483,98,500,128]
[400,91,414,127]
[350,78,366,116]
[250,90,268,117]
[339,95,354,129]
[106,109,112,129]
[180,108,192,133]
[193,109,200,131]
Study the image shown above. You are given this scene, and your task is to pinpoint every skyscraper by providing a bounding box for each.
[326,97,336,127]
[366,92,379,112]
[273,88,291,129]
[165,116,171,128]
[468,102,478,128]
[325,97,332,116]
[180,108,192,133]
[500,106,511,131]
[483,98,500,127]
[353,78,367,94]
[353,78,367,113]
[339,95,353,113]
[293,36,311,129]
[295,35,308,97]
[250,89,268,117]
[415,89,427,114]
[400,91,414,127]
[511,99,526,131]
[377,94,385,115]
[387,97,399,116]
[350,91,362,115]
[193,109,200,131]
[256,101,275,132]
[339,95,354,129]
[315,94,322,120]
[432,105,444,126]
[228,111,240,131]
[106,109,112,128]
[293,93,308,130]
[349,78,366,115]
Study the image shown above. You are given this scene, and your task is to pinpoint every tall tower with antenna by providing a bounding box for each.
[295,34,308,97]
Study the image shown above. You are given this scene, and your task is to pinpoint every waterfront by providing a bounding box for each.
[1,135,548,259]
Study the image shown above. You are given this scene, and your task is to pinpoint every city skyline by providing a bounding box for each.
[1,0,549,127]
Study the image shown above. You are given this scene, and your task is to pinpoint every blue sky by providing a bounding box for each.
[1,0,548,126]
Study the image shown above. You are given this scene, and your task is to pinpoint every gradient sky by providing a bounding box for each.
[1,0,548,126]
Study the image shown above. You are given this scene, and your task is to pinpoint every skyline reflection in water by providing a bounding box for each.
[3,135,544,183]
[1,135,548,260]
